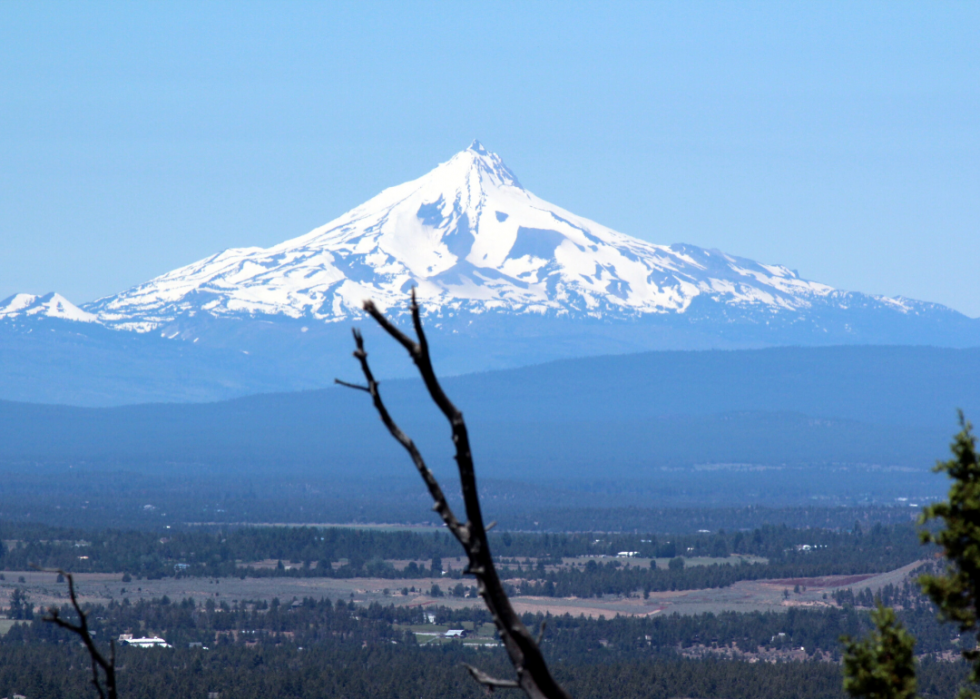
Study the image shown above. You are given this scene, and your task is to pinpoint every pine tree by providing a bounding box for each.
[919,412,980,699]
[841,604,917,699]
[842,413,980,699]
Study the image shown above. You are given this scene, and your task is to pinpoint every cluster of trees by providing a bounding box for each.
[0,593,970,699]
[521,605,958,662]
[501,506,924,537]
[1,588,965,663]
[0,642,966,699]
[504,536,924,599]
[842,415,980,699]
[831,576,940,611]
[0,519,926,588]
[0,526,461,579]
[4,596,418,650]
[0,464,928,533]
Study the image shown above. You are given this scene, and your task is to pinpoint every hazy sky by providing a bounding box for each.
[2,2,978,316]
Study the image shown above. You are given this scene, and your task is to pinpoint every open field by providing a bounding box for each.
[0,560,926,621]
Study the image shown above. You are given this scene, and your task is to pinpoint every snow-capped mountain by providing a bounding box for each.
[85,141,925,332]
[0,292,98,323]
[3,142,979,406]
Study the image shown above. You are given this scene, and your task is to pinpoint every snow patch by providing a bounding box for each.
[0,293,98,323]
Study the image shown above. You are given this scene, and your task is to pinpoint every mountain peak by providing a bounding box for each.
[444,140,521,190]
[85,145,930,332]
[0,292,97,323]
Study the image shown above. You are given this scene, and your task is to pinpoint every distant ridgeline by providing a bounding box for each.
[0,346,975,481]
[1,142,977,516]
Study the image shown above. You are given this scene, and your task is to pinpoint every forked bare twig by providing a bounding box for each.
[41,569,117,699]
[336,289,570,699]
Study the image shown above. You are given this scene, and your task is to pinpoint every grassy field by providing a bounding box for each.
[0,619,26,636]
[0,561,925,622]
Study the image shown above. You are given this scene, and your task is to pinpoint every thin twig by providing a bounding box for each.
[334,378,370,393]
[338,290,570,699]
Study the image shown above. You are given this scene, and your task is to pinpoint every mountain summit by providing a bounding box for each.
[85,142,915,332]
[3,143,979,405]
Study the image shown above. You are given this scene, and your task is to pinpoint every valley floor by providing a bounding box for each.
[0,560,926,622]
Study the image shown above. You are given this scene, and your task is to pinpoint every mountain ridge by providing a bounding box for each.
[2,345,975,485]
[0,292,97,323]
[2,142,979,405]
[81,141,953,333]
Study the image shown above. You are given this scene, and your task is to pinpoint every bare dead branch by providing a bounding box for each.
[337,327,466,542]
[40,568,117,699]
[464,663,522,691]
[333,378,371,393]
[339,290,570,699]
[361,299,420,356]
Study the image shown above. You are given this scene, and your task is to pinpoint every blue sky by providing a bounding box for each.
[2,2,978,316]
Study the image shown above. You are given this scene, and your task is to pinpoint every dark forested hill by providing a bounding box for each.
[0,345,975,482]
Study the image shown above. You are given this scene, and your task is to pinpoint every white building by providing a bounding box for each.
[118,634,172,648]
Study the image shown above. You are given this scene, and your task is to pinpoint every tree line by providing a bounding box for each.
[0,593,968,699]
[1,643,963,699]
[2,587,964,662]
[0,520,926,584]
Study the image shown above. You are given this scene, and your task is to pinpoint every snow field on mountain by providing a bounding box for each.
[61,141,936,331]
[0,293,97,323]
